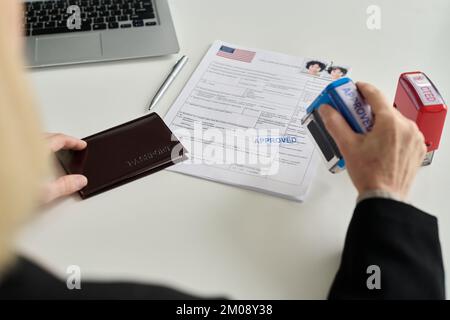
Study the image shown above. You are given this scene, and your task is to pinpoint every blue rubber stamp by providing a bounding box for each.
[301,78,373,173]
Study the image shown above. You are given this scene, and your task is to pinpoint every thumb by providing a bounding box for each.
[42,175,88,204]
[318,104,359,154]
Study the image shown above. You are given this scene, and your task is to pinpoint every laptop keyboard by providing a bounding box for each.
[24,0,157,36]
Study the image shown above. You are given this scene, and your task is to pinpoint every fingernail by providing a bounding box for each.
[76,176,88,188]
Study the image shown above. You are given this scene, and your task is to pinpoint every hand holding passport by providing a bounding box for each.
[56,113,187,199]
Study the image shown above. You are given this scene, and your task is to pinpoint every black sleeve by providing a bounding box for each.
[0,257,224,300]
[328,198,445,300]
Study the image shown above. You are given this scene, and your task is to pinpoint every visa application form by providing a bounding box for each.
[164,40,350,201]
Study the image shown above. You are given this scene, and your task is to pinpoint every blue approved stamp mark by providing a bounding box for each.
[255,136,298,144]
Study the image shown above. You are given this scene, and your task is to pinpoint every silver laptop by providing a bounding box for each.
[24,0,179,67]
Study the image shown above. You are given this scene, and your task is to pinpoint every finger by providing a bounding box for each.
[47,133,87,152]
[43,175,88,203]
[318,104,359,153]
[356,82,392,115]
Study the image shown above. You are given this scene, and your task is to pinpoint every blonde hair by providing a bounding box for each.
[0,1,49,274]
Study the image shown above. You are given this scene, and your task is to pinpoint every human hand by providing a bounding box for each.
[318,82,426,201]
[41,133,88,204]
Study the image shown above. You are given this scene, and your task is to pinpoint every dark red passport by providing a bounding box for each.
[56,113,186,199]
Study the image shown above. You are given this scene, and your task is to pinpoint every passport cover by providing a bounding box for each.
[56,112,186,199]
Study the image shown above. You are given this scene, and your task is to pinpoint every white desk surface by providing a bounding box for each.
[17,0,450,299]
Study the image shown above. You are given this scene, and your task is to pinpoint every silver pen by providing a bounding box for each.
[148,55,189,111]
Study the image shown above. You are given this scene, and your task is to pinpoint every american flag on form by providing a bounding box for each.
[216,45,256,63]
